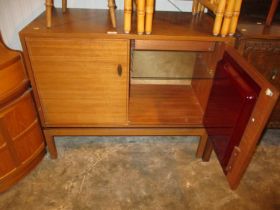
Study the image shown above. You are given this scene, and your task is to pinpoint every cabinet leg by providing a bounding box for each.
[196,131,208,158]
[44,132,58,159]
[202,139,213,162]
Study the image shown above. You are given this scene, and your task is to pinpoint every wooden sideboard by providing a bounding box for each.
[0,35,45,193]
[19,9,279,190]
[236,20,280,127]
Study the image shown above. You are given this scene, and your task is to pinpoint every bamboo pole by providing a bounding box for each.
[137,0,145,35]
[62,0,67,13]
[46,0,53,28]
[145,0,154,34]
[220,0,235,37]
[124,0,132,33]
[212,0,226,36]
[229,0,242,36]
[108,0,117,28]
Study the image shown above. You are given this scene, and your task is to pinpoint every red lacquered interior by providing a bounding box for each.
[204,52,261,173]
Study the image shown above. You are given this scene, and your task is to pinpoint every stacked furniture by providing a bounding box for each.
[45,0,118,28]
[124,0,155,34]
[0,35,45,193]
[192,0,243,36]
[45,0,155,34]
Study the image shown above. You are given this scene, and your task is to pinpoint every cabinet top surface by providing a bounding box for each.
[20,9,234,43]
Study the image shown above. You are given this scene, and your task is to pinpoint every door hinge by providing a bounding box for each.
[226,146,241,173]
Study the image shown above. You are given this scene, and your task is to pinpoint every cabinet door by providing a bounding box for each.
[204,46,279,189]
[26,38,129,126]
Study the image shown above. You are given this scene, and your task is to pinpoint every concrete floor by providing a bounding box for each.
[0,129,279,210]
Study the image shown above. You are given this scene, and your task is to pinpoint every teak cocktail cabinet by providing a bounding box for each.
[19,9,279,190]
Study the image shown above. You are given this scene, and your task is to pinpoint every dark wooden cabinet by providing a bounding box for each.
[19,9,279,190]
[0,37,45,193]
[236,22,280,127]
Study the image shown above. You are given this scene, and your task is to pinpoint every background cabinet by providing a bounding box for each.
[236,22,280,127]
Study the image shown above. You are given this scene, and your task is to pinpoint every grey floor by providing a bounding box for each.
[0,129,279,210]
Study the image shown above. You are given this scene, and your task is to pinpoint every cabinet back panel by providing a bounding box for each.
[26,38,129,126]
[132,51,196,79]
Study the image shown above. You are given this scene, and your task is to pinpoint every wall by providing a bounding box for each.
[0,0,192,50]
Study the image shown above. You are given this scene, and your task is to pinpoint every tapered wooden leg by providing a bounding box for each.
[124,0,132,33]
[145,0,154,34]
[220,0,235,37]
[266,0,280,25]
[196,131,208,158]
[229,0,242,36]
[212,0,226,36]
[62,0,67,13]
[137,0,145,35]
[108,0,117,28]
[44,132,58,159]
[46,0,53,28]
[202,139,213,162]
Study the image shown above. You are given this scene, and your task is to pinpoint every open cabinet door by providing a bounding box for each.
[203,45,279,190]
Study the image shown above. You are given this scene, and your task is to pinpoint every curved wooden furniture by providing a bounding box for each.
[0,35,45,193]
